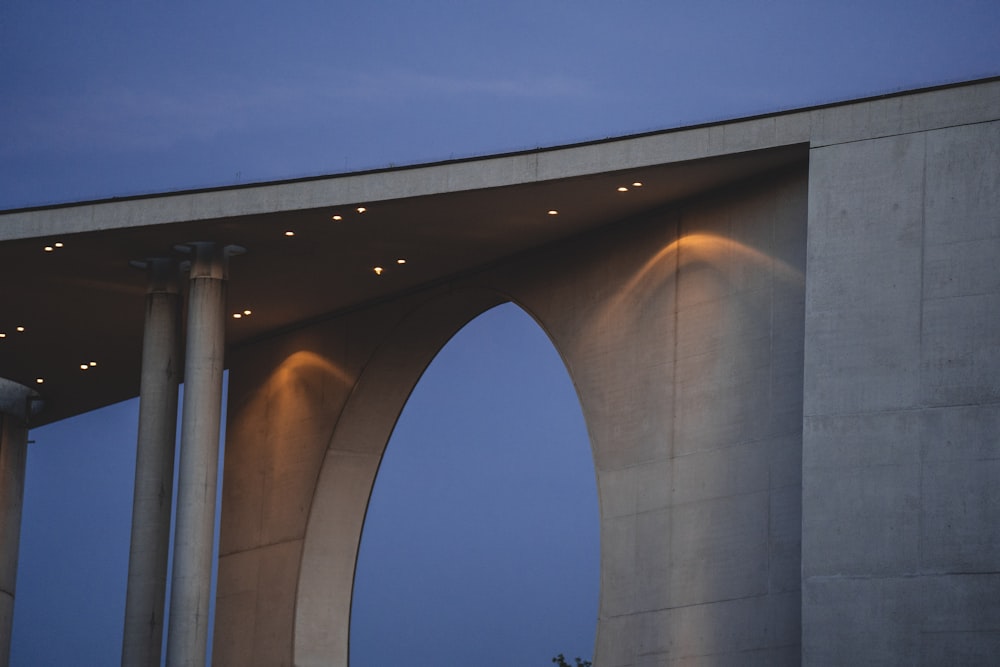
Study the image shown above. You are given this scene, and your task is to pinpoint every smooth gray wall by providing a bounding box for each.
[803,119,1000,663]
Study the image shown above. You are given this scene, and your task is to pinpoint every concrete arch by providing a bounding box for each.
[293,287,589,666]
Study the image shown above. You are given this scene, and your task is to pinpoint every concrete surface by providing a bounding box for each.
[122,259,180,667]
[0,380,39,667]
[1,78,999,666]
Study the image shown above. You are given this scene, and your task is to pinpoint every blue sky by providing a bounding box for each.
[3,1,999,665]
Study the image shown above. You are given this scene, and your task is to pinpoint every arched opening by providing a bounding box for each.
[349,303,598,666]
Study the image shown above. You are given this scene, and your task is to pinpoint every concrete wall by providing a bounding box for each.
[802,119,1000,663]
[213,82,1000,666]
[214,165,808,666]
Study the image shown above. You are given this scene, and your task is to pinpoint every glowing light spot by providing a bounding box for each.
[35,378,44,384]
[54,242,64,248]
[44,246,54,252]
[284,230,295,237]
[89,361,97,367]
[396,259,406,264]
[80,364,89,370]
[632,182,643,187]
[233,313,242,319]
[15,326,25,333]
[357,207,367,214]
[373,266,384,275]
[243,310,252,316]
[548,210,559,215]
[0,333,5,338]
[617,186,628,192]
[332,215,343,221]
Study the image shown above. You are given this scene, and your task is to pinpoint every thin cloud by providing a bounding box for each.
[347,70,593,100]
[1,69,592,157]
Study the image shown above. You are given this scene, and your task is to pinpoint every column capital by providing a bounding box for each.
[129,257,180,295]
[0,378,42,424]
[173,242,245,281]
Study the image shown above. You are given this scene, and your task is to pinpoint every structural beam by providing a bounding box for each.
[122,259,180,667]
[165,242,240,667]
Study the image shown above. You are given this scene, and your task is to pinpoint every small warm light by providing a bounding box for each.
[80,364,89,370]
[396,258,406,264]
[632,182,643,187]
[54,242,64,248]
[357,206,367,214]
[548,210,559,215]
[331,215,343,221]
[15,326,25,332]
[0,333,5,338]
[35,378,44,384]
[44,246,54,252]
[243,309,252,316]
[284,230,295,237]
[89,361,97,367]
[617,186,629,192]
[232,313,242,319]
[373,266,384,275]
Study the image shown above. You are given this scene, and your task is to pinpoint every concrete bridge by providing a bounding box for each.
[1,77,998,666]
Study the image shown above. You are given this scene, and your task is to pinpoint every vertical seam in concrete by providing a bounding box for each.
[767,195,776,597]
[917,131,928,573]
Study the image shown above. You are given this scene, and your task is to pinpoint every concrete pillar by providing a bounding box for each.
[165,242,240,667]
[122,259,180,667]
[0,379,41,667]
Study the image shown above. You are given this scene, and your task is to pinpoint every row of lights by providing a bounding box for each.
[33,360,98,385]
[24,179,650,381]
[284,205,370,237]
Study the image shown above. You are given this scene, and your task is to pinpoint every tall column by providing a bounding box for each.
[0,379,41,667]
[122,259,180,667]
[165,243,240,667]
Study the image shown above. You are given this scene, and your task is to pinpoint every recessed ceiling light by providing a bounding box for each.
[373,266,384,275]
[89,361,97,367]
[0,333,6,338]
[232,313,242,319]
[15,326,25,332]
[284,231,295,237]
[617,186,628,192]
[331,215,343,221]
[243,309,252,316]
[632,182,643,187]
[396,258,406,264]
[548,210,559,215]
[357,207,367,214]
[35,378,44,384]
[54,242,64,248]
[44,246,54,252]
[80,364,89,370]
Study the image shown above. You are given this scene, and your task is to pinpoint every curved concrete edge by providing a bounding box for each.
[293,287,506,667]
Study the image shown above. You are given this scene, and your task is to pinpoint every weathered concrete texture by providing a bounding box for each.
[0,379,37,667]
[167,244,232,667]
[0,415,27,667]
[122,259,180,667]
[803,118,1000,663]
[205,81,1000,667]
[214,165,807,666]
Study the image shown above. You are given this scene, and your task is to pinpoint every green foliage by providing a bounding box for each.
[552,653,592,667]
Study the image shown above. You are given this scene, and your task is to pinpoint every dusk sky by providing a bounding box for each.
[2,1,999,665]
